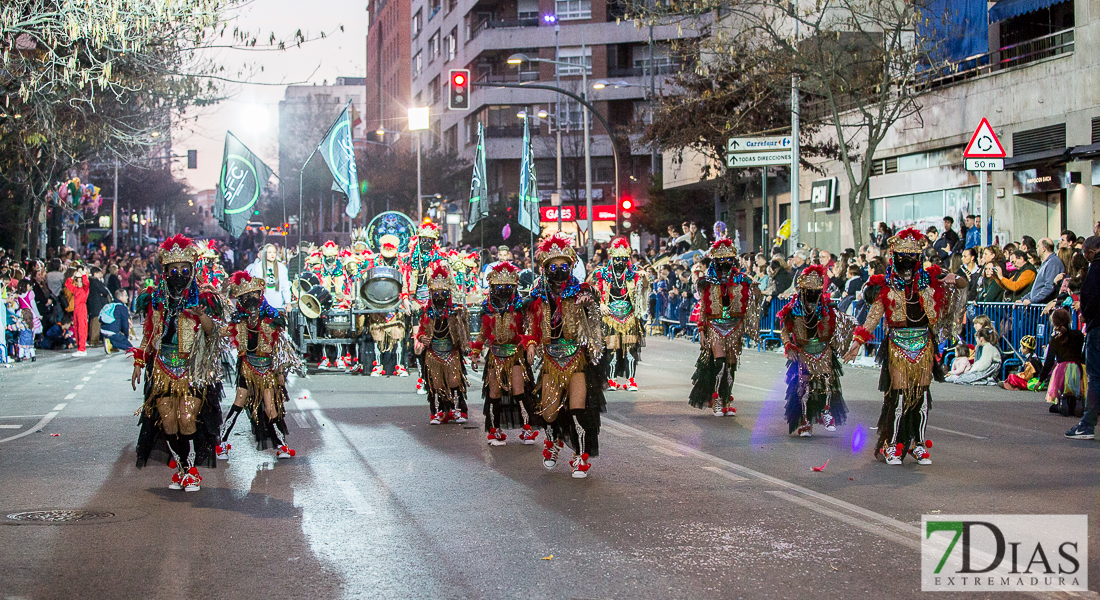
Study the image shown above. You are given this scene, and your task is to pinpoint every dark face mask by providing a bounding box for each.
[432,292,449,308]
[419,239,434,253]
[611,257,628,272]
[165,263,193,297]
[240,292,261,311]
[490,285,516,305]
[546,262,570,285]
[801,289,822,308]
[894,254,918,281]
[715,260,734,278]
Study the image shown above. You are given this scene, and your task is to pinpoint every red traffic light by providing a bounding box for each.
[620,197,633,211]
[453,72,466,86]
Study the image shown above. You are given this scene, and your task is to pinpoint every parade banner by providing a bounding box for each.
[467,122,489,232]
[517,118,540,233]
[216,131,275,238]
[317,100,362,218]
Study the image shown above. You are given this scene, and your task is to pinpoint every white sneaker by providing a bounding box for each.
[487,429,507,446]
[70,350,87,357]
[911,445,931,465]
[570,453,591,478]
[884,444,903,466]
[543,440,561,469]
[626,378,638,391]
[215,443,230,460]
[182,470,201,492]
[454,411,467,424]
[395,366,409,377]
[429,412,443,425]
[821,411,837,432]
[276,445,296,459]
[797,425,812,437]
[169,472,183,490]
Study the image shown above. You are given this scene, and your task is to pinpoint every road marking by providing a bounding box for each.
[648,444,684,457]
[601,417,919,538]
[74,384,84,390]
[0,425,22,429]
[0,404,68,443]
[734,382,774,393]
[64,393,76,400]
[335,480,375,515]
[766,490,920,550]
[703,465,748,482]
[0,415,46,419]
[81,376,91,381]
[927,425,987,440]
[290,411,310,429]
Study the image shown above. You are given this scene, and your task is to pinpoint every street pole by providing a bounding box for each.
[297,147,318,277]
[555,23,563,234]
[582,40,593,260]
[556,128,563,232]
[762,168,768,249]
[416,132,423,224]
[979,170,988,245]
[112,158,119,248]
[790,0,801,252]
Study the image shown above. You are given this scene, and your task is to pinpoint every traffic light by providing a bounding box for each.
[449,69,470,110]
[619,196,633,230]
[187,149,197,169]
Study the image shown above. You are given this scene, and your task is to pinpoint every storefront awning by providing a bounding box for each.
[1069,143,1100,161]
[988,0,1064,23]
[1004,147,1071,170]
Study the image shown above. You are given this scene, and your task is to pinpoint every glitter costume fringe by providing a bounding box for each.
[783,354,848,434]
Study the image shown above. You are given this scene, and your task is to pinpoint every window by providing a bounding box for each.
[448,0,457,13]
[556,46,592,76]
[445,125,458,152]
[428,0,441,19]
[445,27,457,62]
[633,45,673,74]
[518,0,539,19]
[559,99,591,128]
[871,187,978,226]
[555,0,591,20]
[412,9,422,37]
[428,31,441,62]
[413,51,422,78]
[429,75,441,105]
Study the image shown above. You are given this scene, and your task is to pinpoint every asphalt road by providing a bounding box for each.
[1,336,1096,600]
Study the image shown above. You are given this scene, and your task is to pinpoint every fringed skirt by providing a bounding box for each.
[1047,361,1087,403]
[425,341,466,395]
[783,353,848,433]
[482,345,536,430]
[538,350,606,458]
[236,354,289,450]
[874,327,942,451]
[688,350,738,409]
[136,356,223,469]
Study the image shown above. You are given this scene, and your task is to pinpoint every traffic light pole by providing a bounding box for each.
[473,80,619,259]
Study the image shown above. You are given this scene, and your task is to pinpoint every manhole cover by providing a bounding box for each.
[6,510,115,522]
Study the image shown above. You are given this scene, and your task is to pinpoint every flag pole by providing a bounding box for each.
[297,147,319,277]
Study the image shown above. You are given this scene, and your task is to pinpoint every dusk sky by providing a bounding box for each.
[172,0,368,193]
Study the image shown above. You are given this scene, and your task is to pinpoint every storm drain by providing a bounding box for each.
[6,510,116,523]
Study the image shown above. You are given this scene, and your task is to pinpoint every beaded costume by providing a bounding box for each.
[416,264,473,424]
[592,237,649,391]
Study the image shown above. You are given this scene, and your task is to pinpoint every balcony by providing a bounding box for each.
[485,125,543,138]
[469,17,539,42]
[920,28,1074,90]
[608,64,683,78]
[476,71,540,84]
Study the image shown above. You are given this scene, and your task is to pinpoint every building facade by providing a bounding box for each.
[367,0,414,150]
[406,0,701,243]
[664,0,1100,252]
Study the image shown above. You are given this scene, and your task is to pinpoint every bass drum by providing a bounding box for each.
[359,266,403,310]
[299,284,334,319]
[294,272,321,296]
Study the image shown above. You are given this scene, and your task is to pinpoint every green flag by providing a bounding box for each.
[216,131,275,238]
[317,100,362,217]
[466,122,489,232]
[517,117,540,233]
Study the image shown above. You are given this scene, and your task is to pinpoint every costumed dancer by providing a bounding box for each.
[843,228,967,465]
[592,237,649,391]
[416,264,473,424]
[194,239,228,292]
[366,234,411,377]
[688,239,762,417]
[308,240,353,370]
[403,222,446,395]
[217,272,305,461]
[526,234,605,478]
[131,235,227,492]
[471,262,539,447]
[777,264,854,437]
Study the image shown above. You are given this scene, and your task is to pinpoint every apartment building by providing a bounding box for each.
[664,0,1100,251]
[407,0,702,241]
[367,0,414,149]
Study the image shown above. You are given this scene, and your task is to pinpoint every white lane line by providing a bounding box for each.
[766,491,920,550]
[649,444,684,457]
[335,480,375,515]
[73,384,84,390]
[601,418,919,538]
[703,465,749,482]
[927,425,987,440]
[733,382,774,393]
[64,393,76,400]
[290,411,310,429]
[87,370,97,374]
[0,403,68,443]
[81,377,91,381]
[0,415,46,419]
[0,425,22,429]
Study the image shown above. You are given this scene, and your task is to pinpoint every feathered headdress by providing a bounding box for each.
[158,234,198,265]
[228,271,265,298]
[708,238,737,260]
[351,227,370,252]
[536,232,577,266]
[427,263,454,291]
[888,227,927,255]
[321,240,340,257]
[487,261,520,286]
[796,264,828,290]
[608,236,631,258]
[417,222,441,239]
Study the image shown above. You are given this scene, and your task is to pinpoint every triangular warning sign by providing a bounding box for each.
[964,118,1006,158]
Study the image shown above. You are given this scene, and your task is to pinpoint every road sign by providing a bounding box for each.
[726,151,792,168]
[965,158,1004,171]
[963,118,1006,158]
[727,136,792,154]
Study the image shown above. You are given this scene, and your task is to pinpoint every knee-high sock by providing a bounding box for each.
[516,393,530,427]
[607,351,618,380]
[166,434,183,468]
[486,397,499,432]
[625,348,637,379]
[571,410,587,456]
[220,404,244,442]
[271,417,290,448]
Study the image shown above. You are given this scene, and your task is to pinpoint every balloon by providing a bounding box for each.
[502,224,511,240]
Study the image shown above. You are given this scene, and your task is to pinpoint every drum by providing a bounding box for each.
[294,272,321,296]
[324,310,353,336]
[299,284,333,319]
[359,266,403,310]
